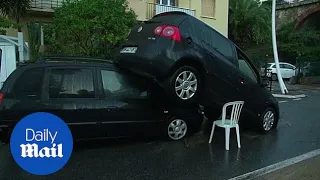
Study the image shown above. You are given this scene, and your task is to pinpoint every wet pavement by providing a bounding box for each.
[1,89,320,180]
[256,155,320,180]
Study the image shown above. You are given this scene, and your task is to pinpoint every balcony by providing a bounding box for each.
[146,3,195,20]
[30,0,65,11]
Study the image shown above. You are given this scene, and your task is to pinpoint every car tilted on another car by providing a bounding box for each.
[117,11,280,133]
[0,57,204,143]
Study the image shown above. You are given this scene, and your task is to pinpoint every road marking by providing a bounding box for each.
[278,100,288,103]
[272,94,306,99]
[293,98,301,101]
[229,149,320,180]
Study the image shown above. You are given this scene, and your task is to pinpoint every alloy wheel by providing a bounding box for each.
[175,71,197,100]
[263,110,275,131]
[167,119,187,140]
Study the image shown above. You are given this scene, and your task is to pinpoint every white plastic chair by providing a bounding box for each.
[208,101,244,151]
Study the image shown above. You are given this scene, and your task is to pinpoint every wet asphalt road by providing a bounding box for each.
[0,89,320,180]
[256,155,320,180]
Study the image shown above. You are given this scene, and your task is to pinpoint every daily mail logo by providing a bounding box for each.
[20,128,63,158]
[10,112,73,175]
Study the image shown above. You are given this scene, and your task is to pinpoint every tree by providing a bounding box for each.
[44,0,137,58]
[277,21,320,63]
[0,0,32,31]
[229,0,272,49]
[0,16,19,35]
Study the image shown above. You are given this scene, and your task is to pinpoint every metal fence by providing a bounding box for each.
[299,61,320,77]
[146,3,195,19]
[30,0,65,9]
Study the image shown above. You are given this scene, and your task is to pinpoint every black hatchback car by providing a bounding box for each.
[116,11,280,133]
[0,57,204,142]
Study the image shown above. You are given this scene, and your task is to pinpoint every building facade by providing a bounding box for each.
[128,0,229,37]
[6,0,229,46]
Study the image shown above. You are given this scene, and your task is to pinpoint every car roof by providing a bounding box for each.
[151,11,189,26]
[21,56,117,68]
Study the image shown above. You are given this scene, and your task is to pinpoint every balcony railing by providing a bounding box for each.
[30,0,65,9]
[147,3,195,20]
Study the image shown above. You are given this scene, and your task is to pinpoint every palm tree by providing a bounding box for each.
[0,0,32,31]
[228,0,272,49]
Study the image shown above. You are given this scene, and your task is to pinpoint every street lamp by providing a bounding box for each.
[271,0,294,94]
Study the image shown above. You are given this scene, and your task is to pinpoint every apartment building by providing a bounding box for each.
[130,0,229,37]
[5,0,62,44]
[6,0,229,46]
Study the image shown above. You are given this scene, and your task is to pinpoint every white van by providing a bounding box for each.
[0,34,29,89]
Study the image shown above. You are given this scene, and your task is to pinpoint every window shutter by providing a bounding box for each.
[201,0,215,17]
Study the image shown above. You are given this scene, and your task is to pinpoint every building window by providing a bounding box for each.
[201,0,215,17]
[156,0,177,6]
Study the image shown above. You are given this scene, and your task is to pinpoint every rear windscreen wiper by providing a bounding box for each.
[143,20,159,24]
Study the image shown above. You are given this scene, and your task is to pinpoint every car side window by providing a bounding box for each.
[237,52,258,83]
[12,67,45,100]
[284,64,294,69]
[279,64,285,68]
[100,70,148,99]
[200,26,233,62]
[211,33,233,61]
[49,68,95,99]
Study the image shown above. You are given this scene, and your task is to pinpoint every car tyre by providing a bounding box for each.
[165,117,188,141]
[271,73,277,81]
[258,107,278,133]
[168,65,202,103]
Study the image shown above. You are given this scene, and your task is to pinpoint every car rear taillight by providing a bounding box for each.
[0,92,3,104]
[154,25,181,42]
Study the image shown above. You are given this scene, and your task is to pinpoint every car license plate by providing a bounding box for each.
[120,47,137,53]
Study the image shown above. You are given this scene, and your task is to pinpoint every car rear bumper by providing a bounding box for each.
[116,50,174,80]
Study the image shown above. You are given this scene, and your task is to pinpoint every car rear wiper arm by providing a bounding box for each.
[143,20,159,24]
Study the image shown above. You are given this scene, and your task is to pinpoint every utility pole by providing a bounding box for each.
[272,0,291,94]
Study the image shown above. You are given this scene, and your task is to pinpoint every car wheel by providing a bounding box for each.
[165,118,188,141]
[271,73,277,81]
[258,107,278,133]
[169,65,202,103]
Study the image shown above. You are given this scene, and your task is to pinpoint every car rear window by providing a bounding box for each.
[12,67,45,100]
[150,13,187,25]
